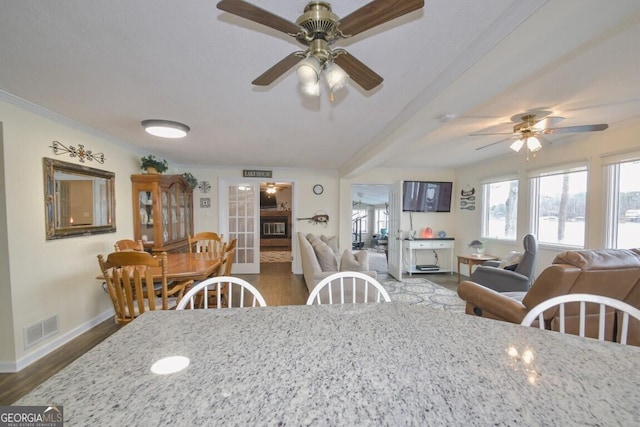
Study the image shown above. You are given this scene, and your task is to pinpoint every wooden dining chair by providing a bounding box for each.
[521,293,640,345]
[189,232,224,257]
[306,271,391,305]
[198,237,237,308]
[98,251,193,325]
[177,276,267,309]
[114,239,144,252]
[221,238,237,276]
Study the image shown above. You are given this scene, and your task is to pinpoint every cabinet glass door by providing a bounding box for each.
[138,190,155,243]
[162,191,169,242]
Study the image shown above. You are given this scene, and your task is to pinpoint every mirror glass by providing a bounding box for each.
[44,157,116,239]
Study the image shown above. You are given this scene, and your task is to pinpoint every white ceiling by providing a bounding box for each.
[1,1,639,180]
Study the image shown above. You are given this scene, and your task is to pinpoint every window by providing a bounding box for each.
[530,166,588,247]
[352,209,368,234]
[605,158,640,249]
[374,207,388,235]
[481,179,518,240]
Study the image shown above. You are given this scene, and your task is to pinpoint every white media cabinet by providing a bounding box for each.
[403,238,455,276]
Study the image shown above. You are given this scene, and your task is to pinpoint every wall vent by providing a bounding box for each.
[24,315,59,349]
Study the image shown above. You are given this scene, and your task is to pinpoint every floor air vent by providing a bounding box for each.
[24,315,59,349]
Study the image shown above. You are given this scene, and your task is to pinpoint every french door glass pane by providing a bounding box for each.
[228,185,255,264]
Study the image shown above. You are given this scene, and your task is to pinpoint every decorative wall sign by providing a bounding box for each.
[243,169,272,178]
[198,181,211,193]
[460,185,476,210]
[200,197,211,208]
[50,141,105,164]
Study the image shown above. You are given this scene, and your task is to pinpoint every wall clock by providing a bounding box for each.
[313,184,324,195]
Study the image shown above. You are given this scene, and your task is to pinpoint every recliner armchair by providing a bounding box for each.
[469,234,537,292]
[458,248,640,345]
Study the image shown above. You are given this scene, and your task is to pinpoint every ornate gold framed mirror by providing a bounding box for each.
[43,157,116,240]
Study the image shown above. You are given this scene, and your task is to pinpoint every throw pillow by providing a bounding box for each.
[312,239,338,271]
[321,235,339,254]
[499,251,523,269]
[340,250,369,272]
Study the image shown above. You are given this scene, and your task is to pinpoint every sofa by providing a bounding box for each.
[458,248,640,345]
[298,232,377,295]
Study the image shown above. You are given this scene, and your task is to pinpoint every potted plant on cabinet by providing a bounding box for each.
[140,155,168,174]
[182,172,198,189]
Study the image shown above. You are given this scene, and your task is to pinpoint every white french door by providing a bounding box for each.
[219,179,260,274]
[387,181,403,280]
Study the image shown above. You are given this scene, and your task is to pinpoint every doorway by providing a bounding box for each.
[351,184,390,274]
[259,182,293,265]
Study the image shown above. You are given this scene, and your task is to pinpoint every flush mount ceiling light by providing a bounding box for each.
[266,182,277,194]
[141,120,190,139]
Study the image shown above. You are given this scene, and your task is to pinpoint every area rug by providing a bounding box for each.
[260,251,291,263]
[380,277,466,313]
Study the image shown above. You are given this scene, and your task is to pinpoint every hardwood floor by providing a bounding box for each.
[0,261,459,405]
[0,317,121,405]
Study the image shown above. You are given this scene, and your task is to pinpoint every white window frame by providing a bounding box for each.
[603,151,640,249]
[480,176,519,242]
[528,163,588,249]
[352,209,368,233]
[374,207,388,235]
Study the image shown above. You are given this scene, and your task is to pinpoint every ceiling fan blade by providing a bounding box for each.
[532,116,564,130]
[217,0,301,35]
[475,137,516,151]
[469,131,515,136]
[334,53,383,91]
[339,0,424,37]
[252,53,303,86]
[543,123,609,134]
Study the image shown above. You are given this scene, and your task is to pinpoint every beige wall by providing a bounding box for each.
[340,168,458,265]
[453,117,640,278]
[0,100,140,370]
[184,165,340,275]
[3,95,637,371]
[0,99,346,370]
[0,122,14,364]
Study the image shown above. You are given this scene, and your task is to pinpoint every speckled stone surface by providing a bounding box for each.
[15,303,640,426]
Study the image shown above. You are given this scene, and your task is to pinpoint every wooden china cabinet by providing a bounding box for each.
[131,174,194,254]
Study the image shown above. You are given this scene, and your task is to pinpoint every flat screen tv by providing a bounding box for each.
[260,191,278,210]
[402,181,453,212]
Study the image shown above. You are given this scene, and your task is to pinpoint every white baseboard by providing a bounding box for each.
[0,309,114,373]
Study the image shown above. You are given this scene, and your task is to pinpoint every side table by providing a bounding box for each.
[457,254,499,283]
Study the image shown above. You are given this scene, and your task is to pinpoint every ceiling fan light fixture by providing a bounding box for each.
[301,80,320,96]
[324,61,348,92]
[510,139,524,152]
[526,136,542,152]
[142,120,190,139]
[296,56,321,86]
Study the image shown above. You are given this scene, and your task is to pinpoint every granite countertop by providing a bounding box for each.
[16,303,640,426]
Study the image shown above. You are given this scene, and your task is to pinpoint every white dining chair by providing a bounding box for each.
[306,271,391,305]
[176,276,267,309]
[521,293,640,345]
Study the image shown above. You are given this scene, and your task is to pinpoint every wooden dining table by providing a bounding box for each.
[97,252,222,282]
[15,303,640,425]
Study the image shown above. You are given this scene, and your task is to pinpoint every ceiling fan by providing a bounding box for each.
[216,0,425,99]
[472,111,609,157]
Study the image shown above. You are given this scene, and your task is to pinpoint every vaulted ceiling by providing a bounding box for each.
[1,1,639,178]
